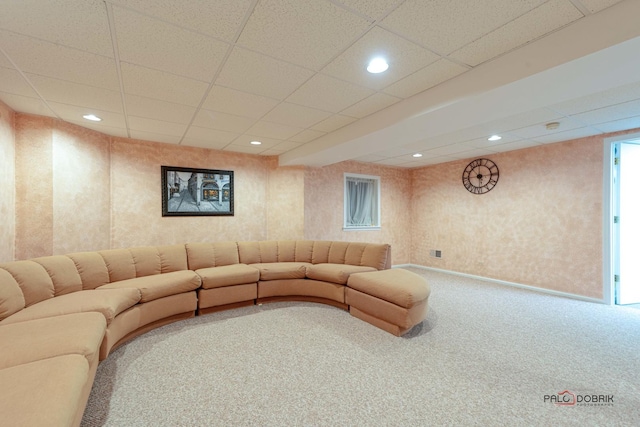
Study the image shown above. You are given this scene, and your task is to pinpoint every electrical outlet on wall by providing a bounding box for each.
[429,250,442,258]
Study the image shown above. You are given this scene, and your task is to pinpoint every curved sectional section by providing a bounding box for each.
[0,240,429,427]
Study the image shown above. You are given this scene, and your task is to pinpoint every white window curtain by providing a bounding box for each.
[346,176,377,227]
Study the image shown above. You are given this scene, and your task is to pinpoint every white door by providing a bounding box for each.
[616,141,640,304]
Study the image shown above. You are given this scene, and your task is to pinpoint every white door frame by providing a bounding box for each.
[603,131,640,305]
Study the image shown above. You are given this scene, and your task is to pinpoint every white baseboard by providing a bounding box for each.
[392,263,605,304]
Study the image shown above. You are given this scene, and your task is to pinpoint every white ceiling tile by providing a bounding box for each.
[223,144,267,154]
[130,129,181,144]
[236,0,371,69]
[372,147,417,158]
[66,120,129,138]
[532,127,601,144]
[383,59,467,99]
[420,143,477,157]
[125,95,196,124]
[482,108,564,133]
[182,126,239,147]
[450,0,583,66]
[246,121,304,140]
[262,102,331,128]
[115,0,253,42]
[0,92,56,118]
[192,109,255,133]
[215,47,315,100]
[333,0,404,20]
[593,116,640,134]
[0,0,113,56]
[271,140,305,152]
[569,98,640,125]
[509,117,586,139]
[353,154,387,162]
[113,6,229,82]
[460,135,522,150]
[48,101,126,128]
[180,138,229,151]
[340,92,400,118]
[550,81,640,115]
[488,139,542,152]
[202,86,280,119]
[120,63,209,107]
[232,135,283,149]
[447,148,499,160]
[382,0,547,55]
[578,0,624,13]
[27,73,122,113]
[0,31,119,90]
[128,116,187,136]
[260,148,287,156]
[287,73,374,113]
[0,67,39,98]
[311,114,358,132]
[374,157,413,166]
[321,26,440,90]
[288,129,326,143]
[0,52,12,68]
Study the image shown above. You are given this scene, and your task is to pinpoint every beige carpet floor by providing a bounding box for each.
[81,268,640,426]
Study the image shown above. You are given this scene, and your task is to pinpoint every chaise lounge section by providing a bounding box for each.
[0,240,430,426]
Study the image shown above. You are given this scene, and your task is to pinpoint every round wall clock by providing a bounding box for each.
[462,158,499,194]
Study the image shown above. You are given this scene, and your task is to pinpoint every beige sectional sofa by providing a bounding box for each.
[0,240,429,427]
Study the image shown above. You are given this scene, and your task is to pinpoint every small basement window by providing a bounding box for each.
[344,173,380,230]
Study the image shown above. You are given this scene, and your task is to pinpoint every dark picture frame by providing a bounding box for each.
[161,166,234,216]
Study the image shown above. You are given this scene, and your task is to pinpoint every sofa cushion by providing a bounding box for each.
[0,260,54,307]
[0,312,106,370]
[306,263,376,285]
[159,244,188,273]
[251,262,310,281]
[237,241,261,264]
[129,246,162,277]
[346,269,430,309]
[0,355,89,427]
[186,241,239,270]
[33,255,83,296]
[311,241,331,264]
[98,270,201,303]
[99,249,136,282]
[67,251,110,290]
[0,269,25,321]
[196,264,259,289]
[0,288,141,326]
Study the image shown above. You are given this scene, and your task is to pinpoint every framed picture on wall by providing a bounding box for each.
[161,166,234,217]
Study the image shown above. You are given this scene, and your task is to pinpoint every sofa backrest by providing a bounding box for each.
[236,241,390,270]
[67,245,189,289]
[0,261,56,320]
[185,242,240,270]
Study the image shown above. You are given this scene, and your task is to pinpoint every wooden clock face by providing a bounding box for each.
[462,158,499,194]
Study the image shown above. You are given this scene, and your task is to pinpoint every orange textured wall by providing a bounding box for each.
[411,137,604,298]
[0,101,15,262]
[109,137,273,248]
[304,161,412,264]
[15,114,54,259]
[12,114,301,256]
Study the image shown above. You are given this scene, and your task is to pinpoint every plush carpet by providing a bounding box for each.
[81,268,640,426]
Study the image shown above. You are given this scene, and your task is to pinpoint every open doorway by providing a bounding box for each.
[609,136,640,305]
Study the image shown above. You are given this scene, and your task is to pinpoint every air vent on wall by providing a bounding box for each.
[429,250,442,258]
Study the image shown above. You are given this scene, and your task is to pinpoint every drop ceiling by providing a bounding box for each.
[1,0,639,168]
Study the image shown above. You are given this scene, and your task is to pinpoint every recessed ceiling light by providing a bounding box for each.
[488,135,502,141]
[367,57,389,74]
[412,153,423,158]
[546,122,560,130]
[250,140,262,145]
[82,114,102,122]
